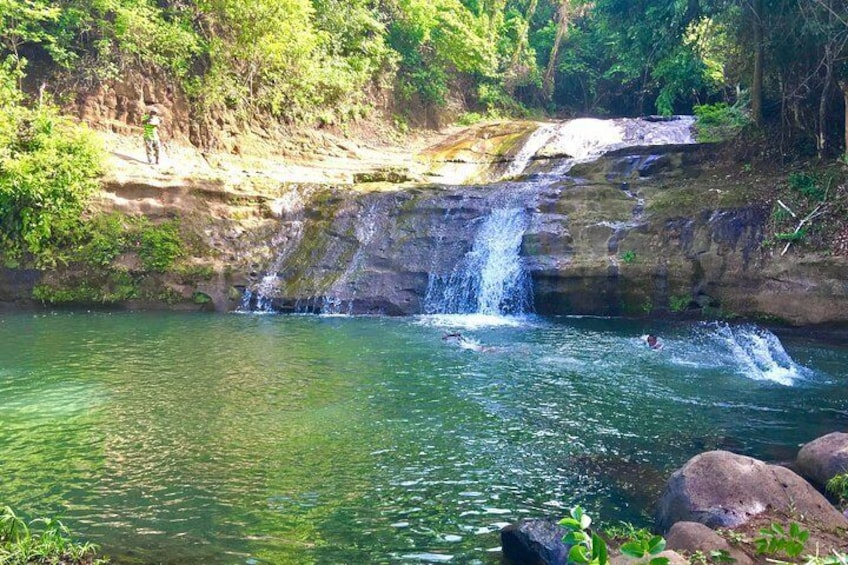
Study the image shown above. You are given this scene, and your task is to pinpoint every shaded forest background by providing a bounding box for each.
[1,0,847,154]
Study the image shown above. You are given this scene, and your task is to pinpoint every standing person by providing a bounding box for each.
[142,107,162,165]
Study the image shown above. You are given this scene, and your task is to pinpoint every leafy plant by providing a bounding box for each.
[0,506,106,564]
[717,528,748,545]
[604,522,655,544]
[0,94,103,263]
[621,250,637,264]
[136,219,184,272]
[693,101,752,143]
[559,506,608,565]
[561,508,669,565]
[788,172,826,202]
[774,229,807,242]
[826,472,848,506]
[753,522,809,558]
[619,534,668,564]
[669,294,691,312]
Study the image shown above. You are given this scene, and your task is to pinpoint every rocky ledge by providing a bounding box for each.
[501,431,848,565]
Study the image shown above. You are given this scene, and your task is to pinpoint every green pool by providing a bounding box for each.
[0,312,845,564]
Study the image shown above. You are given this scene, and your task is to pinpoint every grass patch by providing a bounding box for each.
[0,505,108,564]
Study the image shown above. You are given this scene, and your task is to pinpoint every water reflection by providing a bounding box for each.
[0,313,845,564]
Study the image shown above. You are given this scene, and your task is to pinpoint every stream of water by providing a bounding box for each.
[1,312,846,564]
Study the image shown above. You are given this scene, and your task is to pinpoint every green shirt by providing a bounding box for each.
[143,115,161,140]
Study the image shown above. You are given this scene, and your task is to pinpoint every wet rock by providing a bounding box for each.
[500,518,569,565]
[611,550,688,565]
[796,432,848,488]
[655,450,848,532]
[352,167,412,184]
[666,521,753,565]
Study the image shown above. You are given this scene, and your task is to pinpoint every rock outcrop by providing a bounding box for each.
[665,521,753,565]
[3,119,848,323]
[796,432,848,488]
[655,450,848,532]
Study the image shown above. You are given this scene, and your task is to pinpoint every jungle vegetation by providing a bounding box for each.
[0,0,846,155]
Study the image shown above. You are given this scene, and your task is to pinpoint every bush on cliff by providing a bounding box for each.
[0,57,103,266]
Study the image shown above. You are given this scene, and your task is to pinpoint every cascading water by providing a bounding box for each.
[239,185,313,312]
[503,123,556,178]
[424,206,533,316]
[507,116,697,178]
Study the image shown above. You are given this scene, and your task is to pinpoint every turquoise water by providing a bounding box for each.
[0,312,846,564]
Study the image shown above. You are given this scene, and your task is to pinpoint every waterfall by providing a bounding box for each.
[504,124,556,178]
[424,207,532,315]
[238,185,313,313]
[505,116,697,177]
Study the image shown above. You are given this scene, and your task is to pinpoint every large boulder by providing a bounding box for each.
[796,432,848,488]
[666,521,753,565]
[501,518,568,565]
[655,450,848,532]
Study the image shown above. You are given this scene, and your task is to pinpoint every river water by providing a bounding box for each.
[1,312,846,564]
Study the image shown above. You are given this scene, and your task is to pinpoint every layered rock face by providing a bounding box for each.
[243,129,848,324]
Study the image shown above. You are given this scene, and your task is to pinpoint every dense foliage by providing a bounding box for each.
[0,59,102,264]
[0,505,106,564]
[0,0,845,153]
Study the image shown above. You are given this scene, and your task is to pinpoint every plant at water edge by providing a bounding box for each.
[669,294,691,312]
[560,508,669,565]
[560,506,608,565]
[753,522,809,558]
[717,528,748,545]
[687,549,735,564]
[826,472,848,506]
[603,521,655,544]
[0,506,107,564]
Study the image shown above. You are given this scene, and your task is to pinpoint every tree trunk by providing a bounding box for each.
[750,0,765,126]
[840,80,848,161]
[818,45,833,158]
[542,1,571,99]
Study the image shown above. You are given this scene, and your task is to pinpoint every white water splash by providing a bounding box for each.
[416,313,528,330]
[708,324,808,385]
[424,207,532,316]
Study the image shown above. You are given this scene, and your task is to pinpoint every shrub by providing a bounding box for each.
[0,505,107,564]
[136,219,184,272]
[0,90,103,263]
[693,101,751,142]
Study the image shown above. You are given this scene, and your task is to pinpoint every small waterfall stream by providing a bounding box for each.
[424,206,533,316]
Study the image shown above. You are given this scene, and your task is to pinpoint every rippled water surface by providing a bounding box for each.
[1,312,846,564]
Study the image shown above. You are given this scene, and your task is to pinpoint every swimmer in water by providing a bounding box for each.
[645,334,664,351]
[442,332,497,352]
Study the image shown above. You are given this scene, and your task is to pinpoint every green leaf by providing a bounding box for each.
[592,532,608,565]
[648,558,670,565]
[620,541,646,558]
[560,517,581,529]
[647,535,666,555]
[569,544,590,564]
